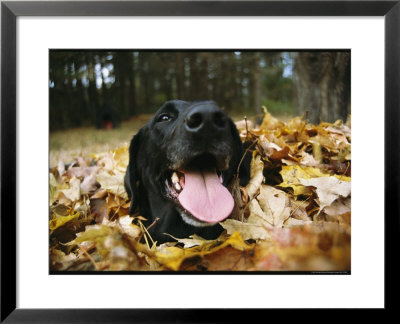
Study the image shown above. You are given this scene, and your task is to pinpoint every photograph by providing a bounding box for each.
[2,0,394,319]
[49,50,351,272]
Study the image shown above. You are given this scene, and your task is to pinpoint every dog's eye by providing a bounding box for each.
[157,113,171,122]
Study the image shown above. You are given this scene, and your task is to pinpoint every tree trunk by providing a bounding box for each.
[292,52,350,124]
[189,53,200,100]
[253,52,262,114]
[176,53,185,99]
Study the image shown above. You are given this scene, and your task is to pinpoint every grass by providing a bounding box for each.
[50,107,295,167]
[50,114,152,167]
[262,99,295,120]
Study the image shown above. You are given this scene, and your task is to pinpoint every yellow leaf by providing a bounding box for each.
[49,211,80,231]
[220,217,270,241]
[96,171,128,200]
[68,224,113,245]
[112,144,129,172]
[110,215,141,239]
[278,165,329,196]
[312,142,323,163]
[162,234,216,248]
[154,232,253,271]
[260,106,284,130]
[286,115,306,133]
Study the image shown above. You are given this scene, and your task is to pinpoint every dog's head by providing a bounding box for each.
[124,100,249,228]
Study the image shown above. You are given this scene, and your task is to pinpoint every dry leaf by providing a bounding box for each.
[256,185,291,227]
[221,217,270,241]
[96,171,128,199]
[245,154,264,200]
[299,177,351,210]
[60,177,81,202]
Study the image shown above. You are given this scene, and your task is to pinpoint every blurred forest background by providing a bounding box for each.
[49,50,350,165]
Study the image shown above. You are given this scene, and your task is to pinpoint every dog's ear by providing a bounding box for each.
[124,129,143,215]
[227,119,251,186]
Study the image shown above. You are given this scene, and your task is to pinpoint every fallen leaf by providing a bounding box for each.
[245,154,264,200]
[220,217,270,241]
[256,185,291,227]
[50,248,78,271]
[49,109,352,272]
[299,151,319,167]
[49,211,81,232]
[90,198,108,223]
[69,224,112,244]
[96,171,128,199]
[323,197,351,217]
[260,106,285,130]
[154,232,253,271]
[65,166,98,179]
[49,173,59,205]
[59,177,81,202]
[162,234,216,248]
[114,215,141,239]
[278,165,328,196]
[80,173,99,194]
[299,177,351,210]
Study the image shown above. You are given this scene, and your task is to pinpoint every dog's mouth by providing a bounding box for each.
[164,154,234,226]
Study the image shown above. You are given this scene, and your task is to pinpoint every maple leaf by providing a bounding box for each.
[109,215,141,239]
[256,185,292,227]
[59,177,81,202]
[299,176,351,211]
[221,185,306,240]
[323,197,351,218]
[96,171,128,200]
[154,232,253,271]
[49,211,81,232]
[278,165,324,196]
[162,234,217,249]
[220,217,271,241]
[49,108,352,272]
[244,154,264,201]
[111,144,129,172]
[68,224,113,247]
[260,106,285,130]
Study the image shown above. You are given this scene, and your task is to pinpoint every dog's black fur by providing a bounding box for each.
[124,100,250,244]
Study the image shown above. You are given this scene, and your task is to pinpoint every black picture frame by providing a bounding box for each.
[1,0,397,321]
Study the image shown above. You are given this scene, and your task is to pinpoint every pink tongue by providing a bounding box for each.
[178,169,234,223]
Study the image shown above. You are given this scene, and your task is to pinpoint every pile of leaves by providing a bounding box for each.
[49,108,351,272]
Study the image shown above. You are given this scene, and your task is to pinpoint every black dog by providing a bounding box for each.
[124,100,250,244]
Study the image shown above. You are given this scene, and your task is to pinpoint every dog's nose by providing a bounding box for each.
[185,104,227,132]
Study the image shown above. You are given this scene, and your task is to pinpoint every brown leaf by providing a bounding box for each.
[256,185,291,227]
[244,154,264,201]
[90,198,108,223]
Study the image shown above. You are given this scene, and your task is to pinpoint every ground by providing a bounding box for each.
[49,110,351,272]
